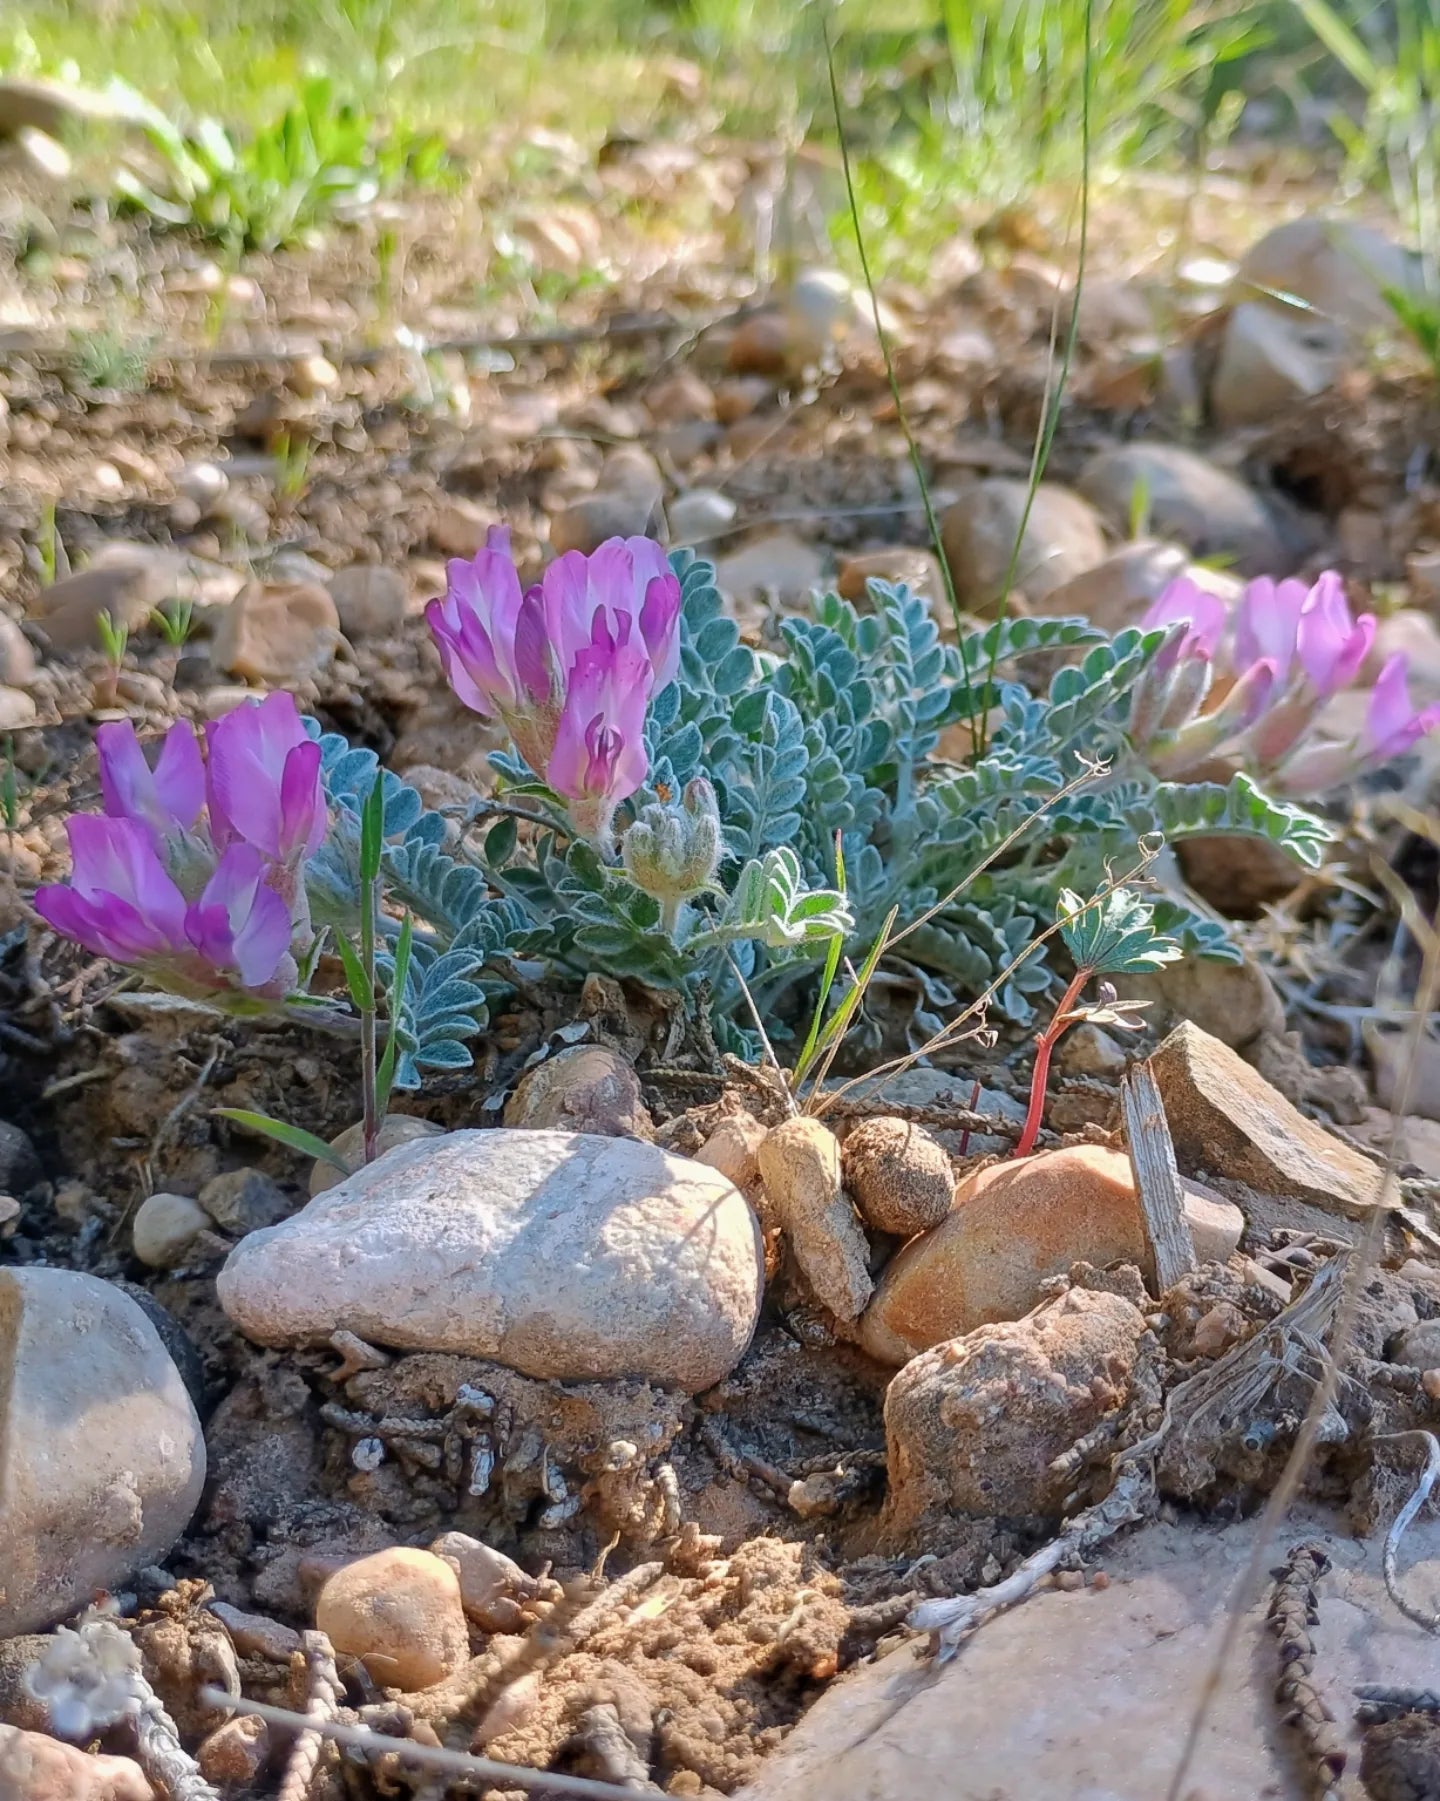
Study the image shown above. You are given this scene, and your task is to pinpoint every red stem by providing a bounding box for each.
[1013,967,1090,1159]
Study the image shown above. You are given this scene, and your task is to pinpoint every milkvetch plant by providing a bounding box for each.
[36,533,1362,1100]
[1130,570,1440,793]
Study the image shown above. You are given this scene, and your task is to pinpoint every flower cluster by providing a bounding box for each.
[1131,571,1440,792]
[36,692,327,1006]
[426,529,680,847]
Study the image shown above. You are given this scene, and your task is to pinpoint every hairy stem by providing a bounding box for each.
[360,863,379,1163]
[1015,966,1090,1158]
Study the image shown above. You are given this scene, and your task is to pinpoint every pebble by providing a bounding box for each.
[744,1511,1440,1801]
[328,564,408,640]
[198,1168,289,1234]
[0,1267,206,1634]
[757,1116,872,1322]
[1232,216,1417,333]
[694,1111,768,1197]
[1056,1022,1128,1078]
[668,488,737,544]
[1209,301,1348,430]
[1175,833,1304,919]
[645,370,717,425]
[208,1600,302,1661]
[549,448,665,556]
[841,1117,954,1237]
[715,531,827,610]
[859,1144,1242,1365]
[882,1286,1148,1528]
[219,1129,764,1392]
[0,617,36,689]
[131,1192,213,1268]
[287,352,340,397]
[196,1716,270,1786]
[1037,540,1202,633]
[176,459,229,510]
[316,1547,470,1691]
[0,1727,154,1801]
[504,1045,654,1139]
[1386,1318,1440,1372]
[210,580,341,684]
[29,544,179,655]
[429,497,494,559]
[1076,443,1284,577]
[712,375,774,423]
[940,479,1107,611]
[836,548,946,610]
[308,1115,447,1197]
[430,1531,536,1633]
[1113,949,1283,1051]
[0,1123,39,1196]
[1151,1020,1384,1217]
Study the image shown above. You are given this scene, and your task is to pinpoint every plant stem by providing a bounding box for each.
[1014,965,1091,1159]
[360,860,379,1163]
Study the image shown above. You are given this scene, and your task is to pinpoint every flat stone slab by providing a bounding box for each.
[739,1511,1440,1801]
[1152,1020,1384,1217]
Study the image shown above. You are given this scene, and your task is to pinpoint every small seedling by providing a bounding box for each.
[37,502,60,586]
[95,609,129,708]
[151,598,195,648]
[1013,877,1182,1158]
[272,431,312,502]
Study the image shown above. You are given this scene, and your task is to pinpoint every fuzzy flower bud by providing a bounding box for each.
[621,778,724,935]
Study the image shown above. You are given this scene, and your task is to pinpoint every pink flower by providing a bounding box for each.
[1294,572,1374,698]
[1364,653,1440,761]
[547,621,652,847]
[206,691,326,865]
[426,531,680,810]
[35,818,293,997]
[96,720,205,839]
[1142,578,1228,668]
[426,526,544,721]
[539,538,681,691]
[1234,576,1309,685]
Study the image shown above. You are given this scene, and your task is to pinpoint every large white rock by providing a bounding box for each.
[217,1130,764,1393]
[739,1511,1440,1801]
[0,1268,206,1635]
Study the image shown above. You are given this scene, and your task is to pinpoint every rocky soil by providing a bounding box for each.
[5,81,1440,1801]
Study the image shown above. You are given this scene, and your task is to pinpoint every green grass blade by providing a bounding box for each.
[376,911,414,1113]
[335,931,374,1011]
[214,1107,349,1172]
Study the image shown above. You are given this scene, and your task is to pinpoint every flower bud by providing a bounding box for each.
[622,777,724,906]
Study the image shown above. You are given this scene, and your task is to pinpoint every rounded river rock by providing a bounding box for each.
[217,1129,764,1393]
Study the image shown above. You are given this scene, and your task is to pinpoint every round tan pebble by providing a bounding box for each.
[196,1715,269,1785]
[842,1117,954,1237]
[0,1726,154,1800]
[503,1045,653,1140]
[316,1547,470,1691]
[309,1116,447,1196]
[693,1111,767,1194]
[430,1531,535,1633]
[132,1192,212,1268]
[1423,1369,1440,1402]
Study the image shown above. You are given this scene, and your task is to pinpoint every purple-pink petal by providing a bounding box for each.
[279,740,326,860]
[512,590,554,706]
[548,636,651,807]
[1142,577,1227,663]
[638,571,682,690]
[1295,573,1374,697]
[1366,654,1440,758]
[185,844,292,988]
[1235,577,1306,684]
[206,692,325,863]
[37,815,188,963]
[97,720,206,836]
